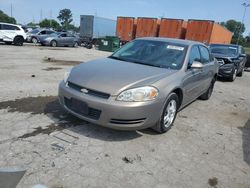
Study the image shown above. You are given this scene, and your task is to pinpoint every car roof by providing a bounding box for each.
[0,22,21,27]
[136,37,205,46]
[209,43,240,48]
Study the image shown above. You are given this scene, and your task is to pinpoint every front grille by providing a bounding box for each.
[64,97,101,120]
[215,58,231,65]
[110,118,146,125]
[67,82,110,99]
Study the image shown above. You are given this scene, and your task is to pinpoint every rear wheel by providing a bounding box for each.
[13,36,24,46]
[50,40,57,47]
[153,93,179,133]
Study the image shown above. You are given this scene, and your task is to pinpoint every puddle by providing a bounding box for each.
[0,96,57,114]
[0,96,141,141]
[18,124,64,138]
[42,67,62,71]
[43,57,82,66]
[0,96,84,138]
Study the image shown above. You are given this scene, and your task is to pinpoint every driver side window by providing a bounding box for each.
[188,46,201,68]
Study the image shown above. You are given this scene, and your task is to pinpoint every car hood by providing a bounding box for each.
[68,58,177,95]
[212,53,238,59]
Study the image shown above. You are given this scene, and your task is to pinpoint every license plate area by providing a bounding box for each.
[65,98,89,115]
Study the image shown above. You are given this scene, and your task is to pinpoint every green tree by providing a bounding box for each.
[220,19,245,44]
[67,24,80,32]
[39,19,60,30]
[27,22,38,27]
[0,10,16,24]
[57,9,73,29]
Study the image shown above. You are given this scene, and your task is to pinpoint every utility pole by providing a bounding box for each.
[40,9,43,22]
[10,3,13,17]
[237,2,250,44]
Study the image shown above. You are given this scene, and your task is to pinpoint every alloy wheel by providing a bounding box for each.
[164,100,177,128]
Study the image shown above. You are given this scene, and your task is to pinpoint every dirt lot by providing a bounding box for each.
[0,43,249,188]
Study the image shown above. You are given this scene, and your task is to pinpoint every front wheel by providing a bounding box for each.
[50,40,57,47]
[31,37,38,44]
[237,68,244,77]
[229,68,237,82]
[73,42,78,48]
[153,93,179,133]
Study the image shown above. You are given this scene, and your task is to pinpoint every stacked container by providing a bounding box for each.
[158,18,184,39]
[116,17,137,42]
[185,20,232,44]
[135,17,158,38]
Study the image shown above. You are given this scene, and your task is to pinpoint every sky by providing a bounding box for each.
[0,0,250,35]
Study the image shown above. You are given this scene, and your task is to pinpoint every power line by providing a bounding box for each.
[237,2,250,44]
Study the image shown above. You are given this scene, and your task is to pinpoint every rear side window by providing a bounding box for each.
[40,30,46,35]
[189,46,201,66]
[2,24,20,30]
[0,24,2,30]
[199,46,210,64]
[46,30,54,34]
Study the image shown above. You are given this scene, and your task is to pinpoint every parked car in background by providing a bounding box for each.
[0,22,26,46]
[209,44,247,81]
[26,29,56,43]
[40,32,80,47]
[59,38,218,133]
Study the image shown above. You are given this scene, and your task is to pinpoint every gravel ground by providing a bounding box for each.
[0,43,249,188]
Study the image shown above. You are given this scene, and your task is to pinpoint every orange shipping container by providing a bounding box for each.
[116,17,136,42]
[185,20,232,44]
[158,18,184,39]
[136,17,158,38]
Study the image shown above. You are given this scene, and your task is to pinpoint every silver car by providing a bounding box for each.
[41,32,80,47]
[58,38,218,133]
[26,29,56,43]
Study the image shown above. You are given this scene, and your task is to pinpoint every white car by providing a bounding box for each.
[0,22,26,46]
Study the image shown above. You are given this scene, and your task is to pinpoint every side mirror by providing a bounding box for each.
[191,61,203,69]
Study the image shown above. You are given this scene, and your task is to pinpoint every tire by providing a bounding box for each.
[50,40,57,47]
[31,37,38,44]
[13,36,24,46]
[153,93,179,133]
[199,78,215,100]
[237,68,244,77]
[73,42,78,48]
[229,68,237,82]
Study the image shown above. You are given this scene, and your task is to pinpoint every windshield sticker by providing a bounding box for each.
[167,45,184,51]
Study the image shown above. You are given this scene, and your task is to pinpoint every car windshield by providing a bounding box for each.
[210,45,238,56]
[110,40,187,70]
[29,29,40,34]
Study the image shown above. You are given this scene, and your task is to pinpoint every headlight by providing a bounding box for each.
[64,69,72,83]
[116,86,159,102]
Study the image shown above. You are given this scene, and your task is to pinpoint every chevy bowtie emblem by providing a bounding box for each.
[81,88,88,93]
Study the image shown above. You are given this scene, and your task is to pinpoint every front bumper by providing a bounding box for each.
[58,81,162,130]
[218,65,234,78]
